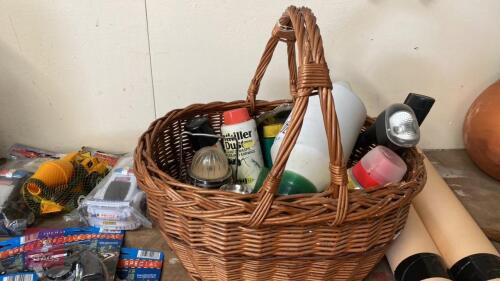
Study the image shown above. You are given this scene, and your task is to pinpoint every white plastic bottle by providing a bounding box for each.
[270,82,367,193]
[221,108,264,189]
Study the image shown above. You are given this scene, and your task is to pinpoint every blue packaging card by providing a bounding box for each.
[0,272,37,281]
[0,227,124,281]
[116,248,164,281]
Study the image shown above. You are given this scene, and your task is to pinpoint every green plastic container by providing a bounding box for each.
[253,167,317,195]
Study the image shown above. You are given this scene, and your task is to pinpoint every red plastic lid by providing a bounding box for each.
[352,162,381,189]
[351,146,407,191]
[223,108,251,125]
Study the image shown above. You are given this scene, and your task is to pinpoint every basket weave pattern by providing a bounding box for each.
[135,6,426,281]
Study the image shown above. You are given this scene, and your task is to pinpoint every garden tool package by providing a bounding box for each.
[0,166,33,236]
[0,227,124,281]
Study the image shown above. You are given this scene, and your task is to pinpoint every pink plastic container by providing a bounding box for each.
[351,146,407,191]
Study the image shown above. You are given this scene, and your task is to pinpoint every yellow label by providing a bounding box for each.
[241,140,255,149]
[40,200,64,214]
[263,123,283,138]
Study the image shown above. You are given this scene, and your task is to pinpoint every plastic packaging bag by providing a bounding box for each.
[21,150,109,217]
[116,248,164,281]
[7,144,61,160]
[0,144,67,236]
[79,147,124,169]
[0,227,124,281]
[0,161,37,236]
[68,155,151,231]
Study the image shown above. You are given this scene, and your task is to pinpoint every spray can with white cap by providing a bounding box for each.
[221,108,264,189]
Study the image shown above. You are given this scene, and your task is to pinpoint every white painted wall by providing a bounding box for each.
[147,0,500,149]
[1,0,499,154]
[0,1,155,155]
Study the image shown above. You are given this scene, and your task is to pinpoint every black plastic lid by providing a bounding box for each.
[185,117,218,150]
[450,253,500,281]
[404,93,435,125]
[395,252,451,281]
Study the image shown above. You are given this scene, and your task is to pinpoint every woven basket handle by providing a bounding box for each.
[246,15,298,112]
[246,6,349,228]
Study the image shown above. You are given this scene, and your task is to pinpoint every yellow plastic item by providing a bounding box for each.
[62,151,80,162]
[262,123,283,138]
[29,159,74,189]
[40,199,64,214]
[80,157,107,175]
[63,150,107,175]
[63,151,93,163]
[23,150,110,217]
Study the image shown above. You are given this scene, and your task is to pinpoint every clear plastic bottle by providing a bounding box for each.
[269,82,366,193]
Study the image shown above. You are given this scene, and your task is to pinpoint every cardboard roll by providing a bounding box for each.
[413,157,500,281]
[386,206,451,281]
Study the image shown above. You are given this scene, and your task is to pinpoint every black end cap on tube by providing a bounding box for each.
[450,253,500,281]
[404,93,435,125]
[395,252,451,281]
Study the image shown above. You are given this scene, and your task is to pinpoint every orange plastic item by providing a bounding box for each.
[29,159,74,189]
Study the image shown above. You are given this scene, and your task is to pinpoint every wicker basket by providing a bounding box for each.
[134,6,426,281]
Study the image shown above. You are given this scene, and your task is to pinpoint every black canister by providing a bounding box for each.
[185,117,219,151]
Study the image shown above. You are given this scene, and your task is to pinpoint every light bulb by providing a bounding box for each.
[188,147,232,188]
[355,103,420,151]
[385,104,420,147]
